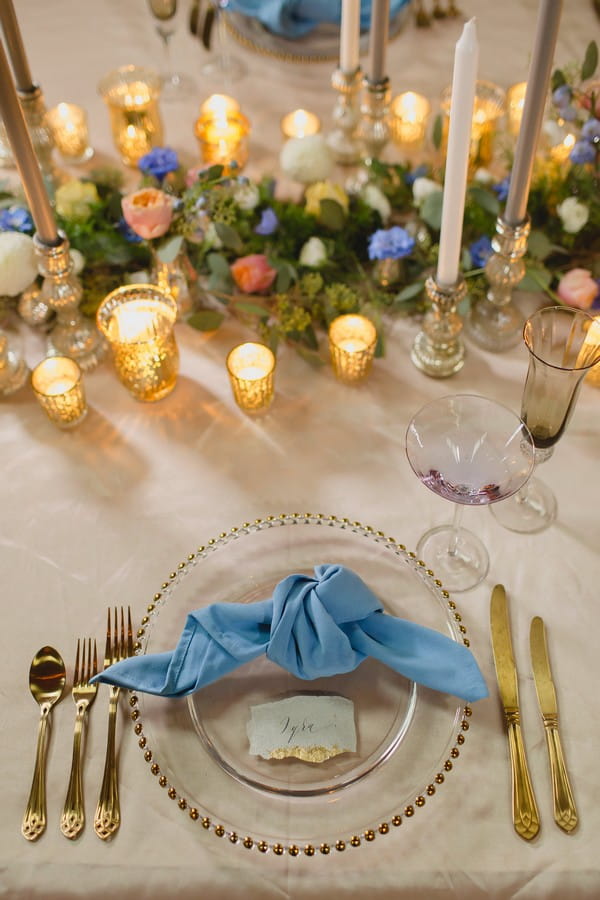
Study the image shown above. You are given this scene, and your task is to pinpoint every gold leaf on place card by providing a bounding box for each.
[268,744,346,763]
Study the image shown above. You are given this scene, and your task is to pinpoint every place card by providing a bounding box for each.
[247,694,356,763]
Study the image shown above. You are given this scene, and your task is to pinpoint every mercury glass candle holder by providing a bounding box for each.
[98,65,164,167]
[584,317,600,388]
[280,108,321,140]
[31,355,87,428]
[0,329,28,396]
[96,284,179,402]
[328,314,377,383]
[441,79,506,167]
[389,92,431,148]
[46,103,94,164]
[194,104,250,173]
[506,81,527,136]
[226,342,276,414]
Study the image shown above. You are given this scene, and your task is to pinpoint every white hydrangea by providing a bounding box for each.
[279,135,333,185]
[233,181,260,211]
[0,231,38,296]
[361,183,391,222]
[299,237,327,267]
[473,167,493,184]
[557,196,589,234]
[412,176,442,206]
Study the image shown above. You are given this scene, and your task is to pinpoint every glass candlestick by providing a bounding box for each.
[466,216,528,352]
[0,329,28,396]
[18,84,58,193]
[357,76,391,164]
[34,232,106,372]
[411,275,466,378]
[326,67,362,166]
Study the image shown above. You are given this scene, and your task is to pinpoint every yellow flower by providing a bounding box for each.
[304,181,349,219]
[55,179,99,220]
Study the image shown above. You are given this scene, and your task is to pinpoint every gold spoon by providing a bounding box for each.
[22,646,66,841]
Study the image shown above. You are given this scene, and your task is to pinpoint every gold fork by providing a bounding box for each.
[60,639,98,839]
[94,607,133,840]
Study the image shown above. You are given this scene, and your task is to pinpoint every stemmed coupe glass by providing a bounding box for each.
[147,0,196,99]
[406,394,535,592]
[491,306,600,534]
[196,1,247,85]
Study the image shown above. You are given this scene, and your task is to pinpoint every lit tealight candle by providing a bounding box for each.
[31,356,87,428]
[226,342,276,413]
[280,108,321,140]
[328,314,377,383]
[46,103,94,164]
[506,81,527,136]
[390,92,430,146]
[200,93,240,116]
[195,94,250,173]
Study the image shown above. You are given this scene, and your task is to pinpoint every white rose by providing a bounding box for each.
[233,181,259,210]
[279,134,333,185]
[557,196,589,234]
[0,231,38,296]
[361,183,391,222]
[412,176,442,206]
[69,248,85,275]
[473,167,493,184]
[299,236,327,267]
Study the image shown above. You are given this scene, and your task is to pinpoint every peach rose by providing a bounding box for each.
[557,268,599,310]
[121,188,173,240]
[230,254,277,294]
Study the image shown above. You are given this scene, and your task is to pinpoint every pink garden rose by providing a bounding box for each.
[121,188,173,240]
[230,254,277,294]
[557,268,599,310]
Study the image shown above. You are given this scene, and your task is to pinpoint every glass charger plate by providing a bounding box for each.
[131,513,474,856]
[225,6,411,64]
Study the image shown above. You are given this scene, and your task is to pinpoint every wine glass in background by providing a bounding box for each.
[196,0,247,85]
[406,394,535,592]
[148,0,196,100]
[491,306,600,534]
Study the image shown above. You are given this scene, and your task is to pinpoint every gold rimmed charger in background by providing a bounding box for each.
[31,356,88,428]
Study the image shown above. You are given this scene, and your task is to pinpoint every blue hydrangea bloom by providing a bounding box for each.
[552,85,572,108]
[469,236,493,269]
[581,118,600,141]
[368,226,415,261]
[493,176,511,202]
[0,205,33,232]
[569,140,596,165]
[254,207,278,236]
[404,164,429,186]
[138,146,179,181]
[117,217,144,243]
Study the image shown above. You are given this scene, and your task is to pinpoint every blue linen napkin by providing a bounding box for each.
[228,1,410,40]
[92,564,488,702]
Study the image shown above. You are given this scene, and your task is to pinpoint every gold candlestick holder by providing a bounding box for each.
[466,217,528,352]
[411,275,466,378]
[326,67,362,166]
[34,232,106,371]
[18,85,59,193]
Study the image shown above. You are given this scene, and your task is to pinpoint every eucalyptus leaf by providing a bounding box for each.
[207,252,232,277]
[431,113,443,151]
[393,280,425,303]
[517,264,552,292]
[582,40,598,81]
[551,68,566,91]
[155,234,184,264]
[187,309,225,331]
[235,301,270,319]
[275,264,293,293]
[468,185,500,216]
[420,190,443,231]
[527,230,554,261]
[214,221,244,253]
[318,198,346,231]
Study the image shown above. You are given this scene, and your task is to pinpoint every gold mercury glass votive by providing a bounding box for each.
[98,65,164,167]
[31,356,87,428]
[389,92,430,147]
[441,80,506,167]
[46,103,94,163]
[280,108,321,139]
[96,285,179,402]
[194,95,250,173]
[506,82,527,136]
[582,317,600,388]
[226,342,276,413]
[328,314,377,384]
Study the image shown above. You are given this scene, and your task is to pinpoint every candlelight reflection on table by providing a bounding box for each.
[31,356,87,428]
[226,342,275,413]
[328,314,377,383]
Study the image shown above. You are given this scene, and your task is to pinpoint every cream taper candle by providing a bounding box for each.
[436,18,479,287]
[340,0,360,74]
[367,0,389,83]
[0,0,34,92]
[504,0,563,226]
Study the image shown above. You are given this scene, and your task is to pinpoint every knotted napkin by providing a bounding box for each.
[93,564,488,702]
[228,1,410,39]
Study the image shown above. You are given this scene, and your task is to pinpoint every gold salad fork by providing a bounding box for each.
[94,607,133,840]
[60,639,98,839]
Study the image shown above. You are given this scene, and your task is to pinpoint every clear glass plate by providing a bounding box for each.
[131,513,474,855]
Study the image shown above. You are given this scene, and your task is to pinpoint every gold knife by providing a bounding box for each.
[530,616,578,833]
[490,584,540,841]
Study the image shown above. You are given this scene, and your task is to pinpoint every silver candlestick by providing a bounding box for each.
[326,66,362,166]
[357,76,391,163]
[411,274,466,377]
[466,216,529,351]
[34,232,106,371]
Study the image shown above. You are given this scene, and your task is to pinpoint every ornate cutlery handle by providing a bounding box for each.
[94,689,121,840]
[543,717,578,833]
[22,707,50,841]
[60,705,86,839]
[506,712,540,841]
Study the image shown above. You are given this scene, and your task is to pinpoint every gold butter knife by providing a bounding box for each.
[530,616,578,833]
[490,584,540,841]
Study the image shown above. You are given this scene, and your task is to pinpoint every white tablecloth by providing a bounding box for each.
[2,1,600,897]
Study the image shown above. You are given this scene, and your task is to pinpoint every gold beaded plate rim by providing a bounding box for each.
[129,512,475,858]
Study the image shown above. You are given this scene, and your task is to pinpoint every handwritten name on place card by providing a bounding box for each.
[247,694,357,763]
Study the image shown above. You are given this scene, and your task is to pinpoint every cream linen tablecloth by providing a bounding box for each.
[2,1,599,897]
